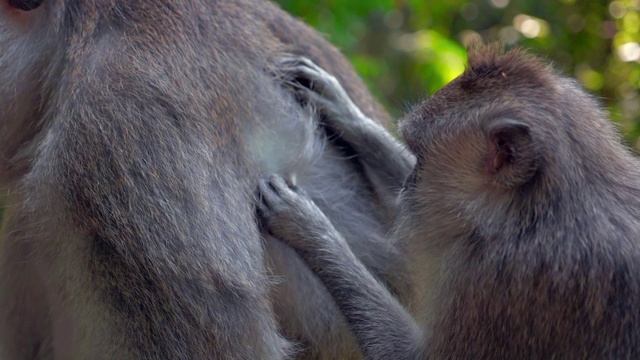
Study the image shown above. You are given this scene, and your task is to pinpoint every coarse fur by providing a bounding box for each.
[0,1,406,359]
[259,46,640,359]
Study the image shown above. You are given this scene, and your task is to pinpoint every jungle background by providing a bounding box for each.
[275,0,640,141]
[0,1,639,221]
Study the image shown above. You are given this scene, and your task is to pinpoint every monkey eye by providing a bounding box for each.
[8,0,44,11]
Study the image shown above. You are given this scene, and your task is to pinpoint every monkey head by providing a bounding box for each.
[397,45,620,244]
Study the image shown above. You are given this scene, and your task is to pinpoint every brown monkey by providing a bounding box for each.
[259,47,640,359]
[0,1,404,359]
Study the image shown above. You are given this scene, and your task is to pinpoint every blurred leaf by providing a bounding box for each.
[274,0,640,148]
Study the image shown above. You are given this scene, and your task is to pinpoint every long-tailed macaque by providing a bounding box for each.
[259,47,640,359]
[0,1,405,359]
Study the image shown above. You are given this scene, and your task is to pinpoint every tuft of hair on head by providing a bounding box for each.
[459,44,549,189]
[460,43,554,90]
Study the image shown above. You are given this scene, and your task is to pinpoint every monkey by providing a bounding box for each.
[0,0,408,359]
[258,46,640,359]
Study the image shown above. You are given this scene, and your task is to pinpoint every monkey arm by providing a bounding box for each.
[258,175,425,360]
[279,57,415,196]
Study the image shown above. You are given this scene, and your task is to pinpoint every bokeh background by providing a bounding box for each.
[275,0,640,146]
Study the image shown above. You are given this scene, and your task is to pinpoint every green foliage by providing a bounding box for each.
[275,0,640,146]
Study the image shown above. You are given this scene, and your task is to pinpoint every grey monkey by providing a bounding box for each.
[0,0,404,359]
[260,46,640,359]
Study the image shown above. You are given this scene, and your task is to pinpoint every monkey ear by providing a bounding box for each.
[485,119,538,188]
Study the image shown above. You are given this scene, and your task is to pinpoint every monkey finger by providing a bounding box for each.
[297,88,345,114]
[268,174,308,206]
[277,56,322,73]
[283,175,300,191]
[277,57,348,110]
[277,57,322,78]
[278,62,327,90]
[292,66,332,91]
[295,88,334,111]
[258,177,284,209]
[267,174,294,196]
[284,56,316,68]
[289,60,341,91]
[276,56,303,66]
[293,74,349,112]
[256,201,271,225]
[284,56,332,81]
[256,203,282,240]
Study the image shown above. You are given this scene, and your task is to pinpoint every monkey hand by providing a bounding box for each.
[278,56,372,137]
[257,174,347,255]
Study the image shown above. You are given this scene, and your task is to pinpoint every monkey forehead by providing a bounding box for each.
[444,46,553,110]
[401,46,557,141]
[462,44,553,87]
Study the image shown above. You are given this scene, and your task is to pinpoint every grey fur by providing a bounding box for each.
[260,49,640,359]
[0,1,403,359]
[278,57,415,213]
